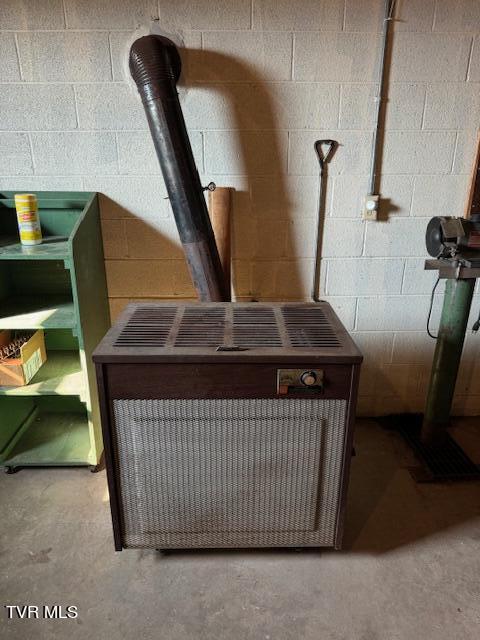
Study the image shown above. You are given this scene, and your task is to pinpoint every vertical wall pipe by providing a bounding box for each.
[368,0,395,196]
[129,35,229,302]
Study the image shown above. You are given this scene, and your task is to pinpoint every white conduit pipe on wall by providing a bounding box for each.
[367,0,397,199]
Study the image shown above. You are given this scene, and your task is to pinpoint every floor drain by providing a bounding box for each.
[378,413,480,483]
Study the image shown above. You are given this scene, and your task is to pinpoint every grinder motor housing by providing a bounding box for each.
[426,214,480,266]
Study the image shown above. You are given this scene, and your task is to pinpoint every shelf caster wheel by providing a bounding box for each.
[4,466,17,474]
[89,455,104,474]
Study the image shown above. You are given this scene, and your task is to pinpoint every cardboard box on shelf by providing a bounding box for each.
[0,329,47,387]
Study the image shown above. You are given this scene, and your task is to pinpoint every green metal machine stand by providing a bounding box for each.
[422,275,475,446]
[381,260,480,482]
[388,137,480,480]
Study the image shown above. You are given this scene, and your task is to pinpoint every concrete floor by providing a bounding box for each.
[1,418,479,640]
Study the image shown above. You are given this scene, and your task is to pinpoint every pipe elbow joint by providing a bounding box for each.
[129,35,182,102]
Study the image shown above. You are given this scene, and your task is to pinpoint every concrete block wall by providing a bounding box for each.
[0,0,479,416]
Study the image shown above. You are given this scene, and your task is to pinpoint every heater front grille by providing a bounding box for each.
[113,398,347,549]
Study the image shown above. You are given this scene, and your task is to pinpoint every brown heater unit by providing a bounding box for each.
[94,302,362,551]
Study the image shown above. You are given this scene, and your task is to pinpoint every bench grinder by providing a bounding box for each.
[409,212,480,480]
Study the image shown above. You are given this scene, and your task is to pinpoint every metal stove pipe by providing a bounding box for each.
[129,35,229,302]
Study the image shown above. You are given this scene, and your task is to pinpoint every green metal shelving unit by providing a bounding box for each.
[0,191,110,471]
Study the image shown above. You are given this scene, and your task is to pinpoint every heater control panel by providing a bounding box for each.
[277,369,324,395]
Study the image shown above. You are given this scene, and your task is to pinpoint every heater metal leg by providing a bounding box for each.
[421,278,475,446]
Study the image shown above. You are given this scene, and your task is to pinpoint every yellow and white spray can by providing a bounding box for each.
[14,194,42,246]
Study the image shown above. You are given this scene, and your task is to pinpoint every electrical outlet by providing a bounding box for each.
[363,194,379,220]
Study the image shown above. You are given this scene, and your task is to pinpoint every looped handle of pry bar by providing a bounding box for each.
[312,139,338,302]
[314,139,337,175]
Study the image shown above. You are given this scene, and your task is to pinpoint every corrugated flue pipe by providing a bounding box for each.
[129,35,229,302]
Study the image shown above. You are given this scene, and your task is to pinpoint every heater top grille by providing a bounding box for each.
[94,302,362,364]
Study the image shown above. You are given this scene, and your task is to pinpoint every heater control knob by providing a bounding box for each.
[300,371,317,387]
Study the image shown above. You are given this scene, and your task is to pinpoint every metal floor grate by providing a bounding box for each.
[380,413,480,482]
